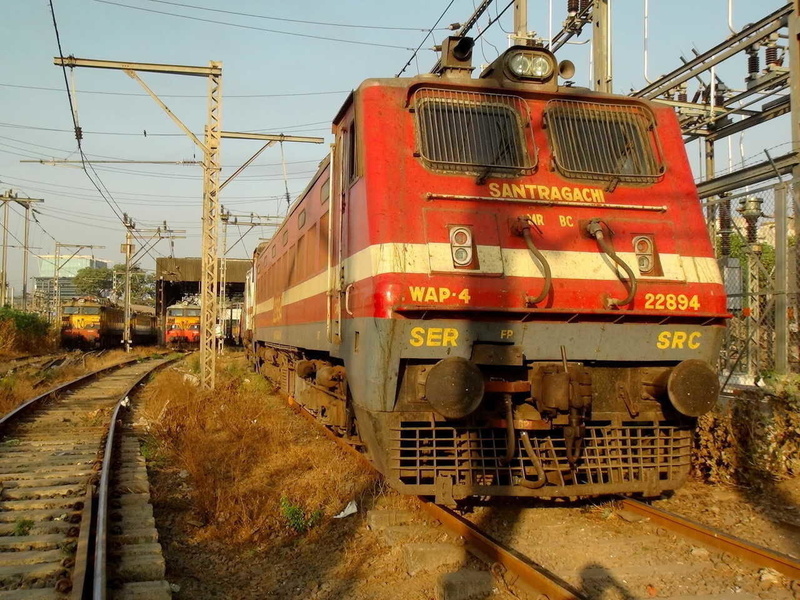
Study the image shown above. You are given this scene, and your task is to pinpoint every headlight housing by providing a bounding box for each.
[506,50,554,80]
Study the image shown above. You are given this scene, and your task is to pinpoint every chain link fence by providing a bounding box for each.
[704,182,798,385]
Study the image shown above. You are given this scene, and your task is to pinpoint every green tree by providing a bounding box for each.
[73,267,113,298]
[112,264,156,306]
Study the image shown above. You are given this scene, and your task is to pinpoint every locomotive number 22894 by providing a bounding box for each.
[644,293,700,311]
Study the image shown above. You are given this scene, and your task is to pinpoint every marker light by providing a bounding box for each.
[633,235,656,275]
[450,226,474,267]
[507,51,554,80]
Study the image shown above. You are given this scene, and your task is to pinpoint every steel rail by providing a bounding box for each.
[288,393,800,592]
[619,499,800,580]
[285,397,583,600]
[0,351,170,429]
[0,352,68,378]
[91,354,183,600]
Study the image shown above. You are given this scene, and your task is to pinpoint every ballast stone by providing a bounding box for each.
[366,509,415,530]
[435,570,496,600]
[115,580,173,600]
[403,543,466,575]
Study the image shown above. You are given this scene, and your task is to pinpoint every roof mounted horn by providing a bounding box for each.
[438,36,475,77]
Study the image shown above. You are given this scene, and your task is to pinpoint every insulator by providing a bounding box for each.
[678,87,688,102]
[765,45,778,66]
[747,51,760,76]
[578,0,589,11]
[715,92,725,106]
[567,0,579,16]
[746,222,758,245]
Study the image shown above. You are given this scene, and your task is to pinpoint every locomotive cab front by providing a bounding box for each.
[249,39,728,504]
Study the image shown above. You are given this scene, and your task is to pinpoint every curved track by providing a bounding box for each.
[0,354,176,599]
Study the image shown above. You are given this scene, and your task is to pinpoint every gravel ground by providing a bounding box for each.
[468,480,799,600]
[653,479,800,560]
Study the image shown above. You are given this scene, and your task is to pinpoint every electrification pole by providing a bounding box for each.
[217,207,282,352]
[52,243,105,323]
[592,0,612,93]
[0,191,45,310]
[122,214,135,352]
[513,0,528,45]
[54,56,323,389]
[1,198,7,307]
[790,1,800,312]
[22,204,31,311]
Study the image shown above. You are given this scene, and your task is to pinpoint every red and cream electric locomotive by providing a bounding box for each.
[246,39,728,503]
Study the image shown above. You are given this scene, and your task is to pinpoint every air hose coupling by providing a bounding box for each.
[586,218,604,239]
[585,218,638,309]
[510,216,531,237]
[511,217,552,305]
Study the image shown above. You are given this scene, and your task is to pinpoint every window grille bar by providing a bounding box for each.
[546,99,664,185]
[413,88,536,176]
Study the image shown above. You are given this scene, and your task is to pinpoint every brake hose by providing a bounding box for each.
[519,431,546,489]
[512,218,552,305]
[586,218,637,308]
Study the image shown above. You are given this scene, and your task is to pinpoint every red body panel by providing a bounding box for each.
[253,81,726,334]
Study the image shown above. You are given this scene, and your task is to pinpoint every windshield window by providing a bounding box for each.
[413,88,534,178]
[168,309,184,317]
[63,307,80,314]
[186,309,201,317]
[82,307,101,315]
[546,99,664,185]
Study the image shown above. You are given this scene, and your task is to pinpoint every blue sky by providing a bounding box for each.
[0,0,789,292]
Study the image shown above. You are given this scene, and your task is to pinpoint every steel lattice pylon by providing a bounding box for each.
[201,65,222,390]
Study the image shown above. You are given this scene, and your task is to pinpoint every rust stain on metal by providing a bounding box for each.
[619,499,800,580]
[418,500,583,600]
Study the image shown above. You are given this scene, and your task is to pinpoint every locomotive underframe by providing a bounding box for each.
[378,411,692,501]
[251,321,714,503]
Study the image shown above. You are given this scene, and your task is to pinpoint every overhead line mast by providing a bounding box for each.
[0,190,44,309]
[54,56,322,389]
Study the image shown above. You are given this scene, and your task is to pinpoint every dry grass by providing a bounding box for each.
[0,347,163,417]
[0,321,17,356]
[140,359,378,544]
[0,313,58,360]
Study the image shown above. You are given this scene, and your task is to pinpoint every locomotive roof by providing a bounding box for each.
[64,296,116,307]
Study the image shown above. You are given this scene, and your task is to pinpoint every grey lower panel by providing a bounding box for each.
[257,318,724,412]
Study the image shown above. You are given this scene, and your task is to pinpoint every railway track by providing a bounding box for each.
[287,397,800,600]
[0,353,178,599]
[0,355,70,380]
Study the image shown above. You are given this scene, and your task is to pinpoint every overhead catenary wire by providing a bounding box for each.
[93,0,416,50]
[0,83,350,99]
[49,0,164,263]
[0,175,303,202]
[472,0,514,43]
[0,119,330,138]
[396,0,458,77]
[141,0,446,32]
[0,211,58,269]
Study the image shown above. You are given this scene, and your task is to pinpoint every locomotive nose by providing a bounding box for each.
[425,357,484,419]
[667,359,720,417]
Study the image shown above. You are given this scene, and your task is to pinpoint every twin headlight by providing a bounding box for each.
[506,50,555,81]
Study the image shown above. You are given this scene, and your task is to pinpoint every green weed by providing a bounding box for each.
[12,518,34,536]
[279,496,322,533]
